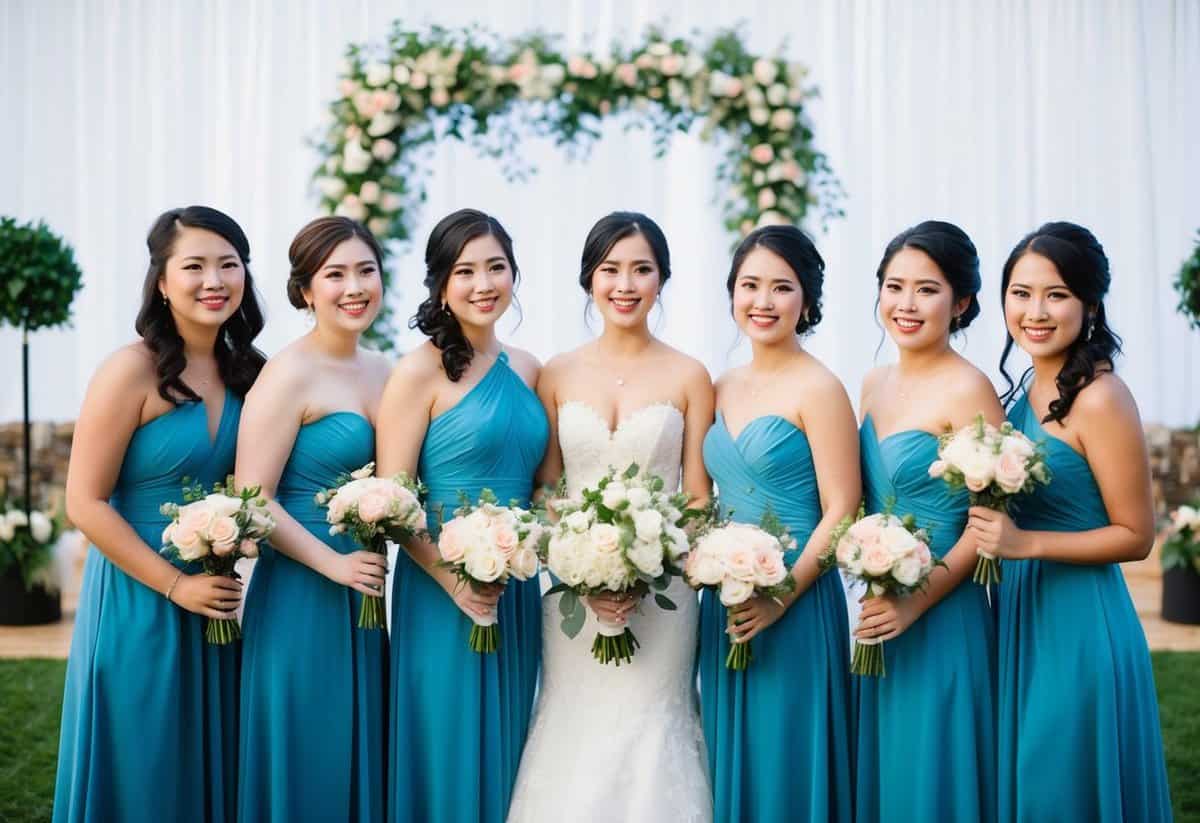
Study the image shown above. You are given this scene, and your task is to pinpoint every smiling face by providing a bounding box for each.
[1004,251,1089,358]
[590,232,661,330]
[302,236,383,334]
[441,233,514,332]
[878,247,969,352]
[731,246,806,345]
[159,225,246,330]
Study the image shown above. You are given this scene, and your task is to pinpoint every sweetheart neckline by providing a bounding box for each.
[558,399,682,438]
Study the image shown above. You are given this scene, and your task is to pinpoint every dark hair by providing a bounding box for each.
[727,225,824,334]
[134,206,266,403]
[998,221,1122,423]
[287,216,385,310]
[876,220,981,332]
[410,209,518,381]
[579,211,672,294]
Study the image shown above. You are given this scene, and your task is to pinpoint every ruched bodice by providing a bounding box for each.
[698,412,852,822]
[275,411,375,527]
[860,415,968,557]
[418,352,549,537]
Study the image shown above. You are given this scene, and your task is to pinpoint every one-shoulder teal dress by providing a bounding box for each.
[388,352,548,823]
[854,416,997,823]
[997,395,1171,822]
[54,391,242,823]
[237,412,388,822]
[698,412,853,822]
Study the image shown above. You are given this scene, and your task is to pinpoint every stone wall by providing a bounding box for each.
[2,420,1199,522]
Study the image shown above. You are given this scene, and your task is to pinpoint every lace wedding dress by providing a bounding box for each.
[507,401,712,823]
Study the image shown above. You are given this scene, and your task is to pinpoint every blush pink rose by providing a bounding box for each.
[753,548,788,587]
[994,451,1028,494]
[212,539,236,557]
[614,63,638,87]
[439,520,467,564]
[178,505,214,537]
[239,538,260,559]
[357,490,391,524]
[861,543,895,577]
[493,523,519,557]
[207,515,239,547]
[726,547,756,582]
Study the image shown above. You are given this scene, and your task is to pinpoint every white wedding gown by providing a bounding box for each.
[507,401,712,823]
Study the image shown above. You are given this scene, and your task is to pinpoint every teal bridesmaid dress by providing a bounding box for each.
[854,416,997,823]
[997,395,1172,822]
[698,413,853,822]
[54,391,241,823]
[238,412,387,822]
[388,351,548,823]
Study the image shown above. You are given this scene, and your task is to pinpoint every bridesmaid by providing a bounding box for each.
[971,222,1172,821]
[235,217,391,822]
[55,206,265,822]
[377,209,548,823]
[854,220,1002,823]
[698,225,859,821]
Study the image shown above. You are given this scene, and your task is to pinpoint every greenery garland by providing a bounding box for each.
[314,23,842,347]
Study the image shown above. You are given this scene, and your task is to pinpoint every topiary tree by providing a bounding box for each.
[0,217,84,519]
[1175,230,1200,332]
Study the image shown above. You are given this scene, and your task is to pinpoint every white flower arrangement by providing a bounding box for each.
[437,489,546,653]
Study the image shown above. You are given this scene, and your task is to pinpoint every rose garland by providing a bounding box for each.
[314,24,842,346]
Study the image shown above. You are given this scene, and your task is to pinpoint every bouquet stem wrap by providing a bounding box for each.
[851,588,885,676]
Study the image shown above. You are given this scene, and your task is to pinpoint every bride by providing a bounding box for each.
[508,212,715,822]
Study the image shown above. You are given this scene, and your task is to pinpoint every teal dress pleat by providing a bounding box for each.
[997,395,1172,822]
[388,352,548,823]
[698,413,853,822]
[854,416,997,823]
[54,391,242,823]
[237,412,387,822]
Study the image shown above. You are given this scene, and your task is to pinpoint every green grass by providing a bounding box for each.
[1,654,1197,821]
[0,659,63,823]
[1154,652,1200,822]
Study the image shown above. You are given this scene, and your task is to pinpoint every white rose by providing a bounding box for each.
[720,577,755,606]
[392,64,411,85]
[604,552,631,590]
[881,525,919,558]
[367,111,400,137]
[365,62,392,87]
[749,106,770,126]
[686,549,725,586]
[371,138,398,162]
[564,510,591,533]
[206,495,243,518]
[752,58,779,86]
[633,509,663,542]
[7,510,29,529]
[589,523,622,555]
[601,482,628,510]
[510,547,539,580]
[27,511,52,543]
[341,140,372,175]
[358,181,381,204]
[465,545,505,583]
[0,518,14,542]
[379,192,403,213]
[665,525,689,560]
[336,194,368,222]
[316,176,347,200]
[626,487,652,510]
[547,533,584,585]
[770,108,796,131]
[767,83,788,106]
[893,555,923,587]
[368,217,390,235]
[628,539,664,577]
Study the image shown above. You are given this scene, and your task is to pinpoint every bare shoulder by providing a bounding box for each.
[945,360,1003,425]
[657,342,712,387]
[538,347,584,385]
[859,364,890,411]
[713,364,748,395]
[1071,371,1138,421]
[250,341,312,393]
[85,342,158,404]
[502,344,541,386]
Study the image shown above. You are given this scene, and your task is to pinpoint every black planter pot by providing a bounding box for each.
[0,566,61,626]
[1162,565,1200,625]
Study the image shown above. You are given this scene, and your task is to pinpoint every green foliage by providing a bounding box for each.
[1175,231,1200,332]
[0,217,84,332]
[315,24,841,347]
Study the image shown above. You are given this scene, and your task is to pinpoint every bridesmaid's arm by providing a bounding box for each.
[789,370,861,601]
[234,356,385,596]
[679,359,715,510]
[969,374,1155,564]
[376,349,499,619]
[533,355,565,494]
[64,346,241,618]
[857,375,1004,643]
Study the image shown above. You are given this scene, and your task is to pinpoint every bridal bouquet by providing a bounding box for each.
[821,510,937,676]
[160,477,277,644]
[316,462,426,629]
[437,489,546,653]
[543,464,696,666]
[684,510,796,670]
[929,414,1050,585]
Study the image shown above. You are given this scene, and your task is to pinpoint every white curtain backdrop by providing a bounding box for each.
[2,0,1198,425]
